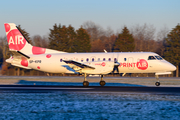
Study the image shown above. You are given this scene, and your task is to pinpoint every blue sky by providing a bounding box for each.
[0,0,179,37]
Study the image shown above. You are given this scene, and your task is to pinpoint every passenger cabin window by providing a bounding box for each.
[124,58,126,61]
[108,58,111,61]
[103,58,106,61]
[60,59,63,62]
[81,59,83,62]
[86,58,89,62]
[114,58,117,62]
[98,58,100,61]
[148,56,156,60]
[155,56,163,60]
[92,58,94,62]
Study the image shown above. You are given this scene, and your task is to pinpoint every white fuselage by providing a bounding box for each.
[4,23,177,87]
[27,52,176,74]
[4,23,176,76]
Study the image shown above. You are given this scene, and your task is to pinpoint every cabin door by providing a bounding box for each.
[128,57,134,70]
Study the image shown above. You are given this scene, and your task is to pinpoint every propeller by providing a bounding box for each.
[112,54,120,74]
[112,61,120,73]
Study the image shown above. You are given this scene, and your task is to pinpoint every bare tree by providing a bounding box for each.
[104,27,116,52]
[83,21,116,52]
[130,24,156,52]
[0,37,10,75]
[157,25,169,41]
[91,39,105,52]
[82,21,105,42]
[0,36,9,60]
[156,26,169,56]
[32,35,49,48]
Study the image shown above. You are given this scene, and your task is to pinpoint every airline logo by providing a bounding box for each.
[95,62,106,67]
[5,23,26,51]
[137,59,148,70]
[101,62,106,67]
[120,59,148,70]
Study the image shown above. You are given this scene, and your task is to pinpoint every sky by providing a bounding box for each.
[0,0,179,38]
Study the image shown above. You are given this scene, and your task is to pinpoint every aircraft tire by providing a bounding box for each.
[155,82,160,86]
[100,81,106,86]
[83,81,89,87]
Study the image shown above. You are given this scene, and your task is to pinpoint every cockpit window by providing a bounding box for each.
[148,56,156,60]
[155,56,163,60]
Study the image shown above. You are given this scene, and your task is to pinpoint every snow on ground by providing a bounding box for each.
[0,91,180,119]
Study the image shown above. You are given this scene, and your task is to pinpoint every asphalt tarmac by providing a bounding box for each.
[0,85,180,94]
[0,76,180,94]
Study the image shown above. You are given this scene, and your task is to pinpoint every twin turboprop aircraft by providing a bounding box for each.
[4,23,176,87]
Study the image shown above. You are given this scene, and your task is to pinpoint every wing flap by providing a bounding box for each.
[63,60,95,69]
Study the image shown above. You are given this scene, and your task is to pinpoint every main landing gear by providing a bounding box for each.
[83,73,89,87]
[155,75,160,86]
[99,75,106,86]
[83,74,106,87]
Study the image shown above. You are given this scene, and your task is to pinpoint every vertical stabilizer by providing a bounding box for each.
[4,23,33,55]
[4,23,66,55]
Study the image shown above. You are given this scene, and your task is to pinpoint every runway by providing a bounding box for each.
[0,85,180,94]
[0,76,180,94]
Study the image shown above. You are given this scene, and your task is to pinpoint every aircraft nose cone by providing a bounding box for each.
[167,62,176,71]
[170,64,176,71]
[162,61,176,71]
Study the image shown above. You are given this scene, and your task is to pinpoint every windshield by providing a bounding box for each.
[148,56,156,60]
[155,56,163,60]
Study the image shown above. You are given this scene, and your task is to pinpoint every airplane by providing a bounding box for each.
[4,23,176,87]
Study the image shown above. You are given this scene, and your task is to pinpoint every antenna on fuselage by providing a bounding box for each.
[104,49,107,53]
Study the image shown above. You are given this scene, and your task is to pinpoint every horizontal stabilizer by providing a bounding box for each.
[11,63,32,69]
[10,51,30,59]
[17,51,30,59]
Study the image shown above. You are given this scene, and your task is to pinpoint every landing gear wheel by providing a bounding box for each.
[99,81,106,86]
[155,82,160,86]
[83,81,89,87]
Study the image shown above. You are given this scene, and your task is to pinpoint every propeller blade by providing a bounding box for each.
[114,62,120,66]
[112,53,120,74]
[112,62,120,73]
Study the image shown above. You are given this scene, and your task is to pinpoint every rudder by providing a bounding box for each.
[4,23,33,55]
[4,23,66,55]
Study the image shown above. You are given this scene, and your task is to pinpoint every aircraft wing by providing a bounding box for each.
[63,60,95,69]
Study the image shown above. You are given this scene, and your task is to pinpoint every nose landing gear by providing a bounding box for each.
[155,82,160,86]
[155,75,160,86]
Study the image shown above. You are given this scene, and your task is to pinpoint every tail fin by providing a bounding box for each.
[4,23,66,55]
[4,23,33,55]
